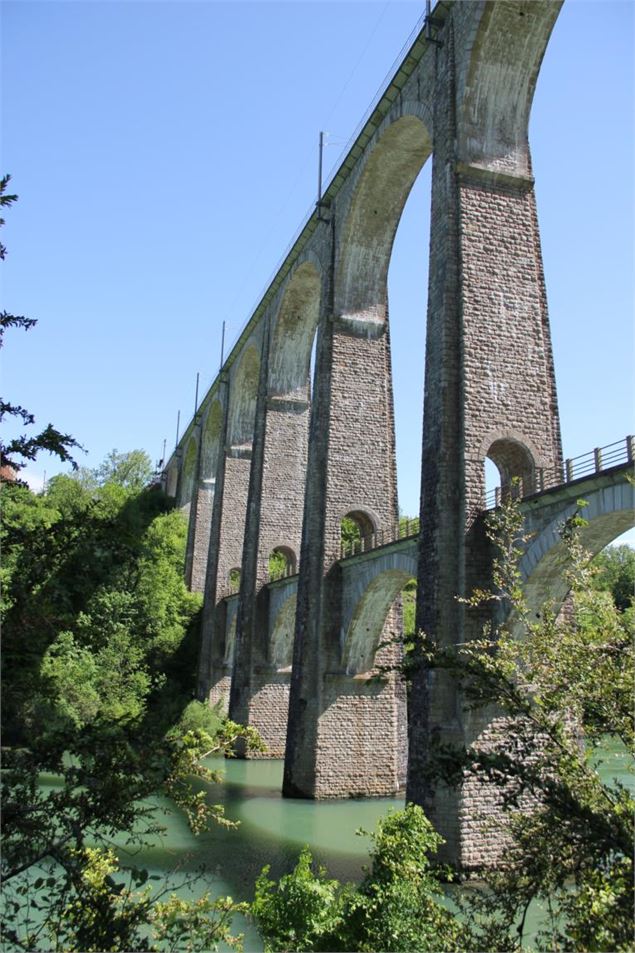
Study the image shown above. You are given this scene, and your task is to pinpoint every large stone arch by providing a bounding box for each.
[457,0,563,176]
[268,258,322,400]
[477,429,548,503]
[200,399,223,481]
[335,108,432,323]
[342,550,418,675]
[227,344,260,448]
[520,479,635,616]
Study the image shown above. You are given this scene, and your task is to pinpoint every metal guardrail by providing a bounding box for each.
[340,517,420,560]
[483,435,634,510]
[217,437,633,582]
[267,564,298,584]
[338,436,633,562]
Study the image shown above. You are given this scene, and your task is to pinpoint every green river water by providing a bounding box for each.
[38,740,632,951]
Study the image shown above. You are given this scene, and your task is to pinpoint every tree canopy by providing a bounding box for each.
[1,457,261,951]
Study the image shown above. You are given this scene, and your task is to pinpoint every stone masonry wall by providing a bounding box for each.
[410,4,564,868]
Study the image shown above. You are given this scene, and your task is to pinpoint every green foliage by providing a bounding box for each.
[1,723,254,951]
[1,469,200,741]
[175,699,225,738]
[413,498,634,952]
[252,805,464,952]
[268,549,290,580]
[1,453,263,950]
[401,578,417,637]
[253,848,341,952]
[340,516,362,553]
[73,448,156,492]
[591,543,635,612]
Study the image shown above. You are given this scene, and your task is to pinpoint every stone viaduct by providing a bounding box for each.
[162,0,635,867]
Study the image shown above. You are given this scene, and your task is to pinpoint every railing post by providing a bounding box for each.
[627,435,634,464]
[495,486,501,507]
[565,458,574,482]
[594,447,602,473]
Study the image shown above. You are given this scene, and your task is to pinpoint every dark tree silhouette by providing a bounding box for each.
[0,175,82,474]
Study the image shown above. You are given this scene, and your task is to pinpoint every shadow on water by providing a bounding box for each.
[110,757,404,951]
[115,757,404,891]
[38,739,633,951]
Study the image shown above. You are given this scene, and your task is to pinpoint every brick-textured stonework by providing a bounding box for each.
[246,675,291,758]
[406,4,564,868]
[155,1,635,869]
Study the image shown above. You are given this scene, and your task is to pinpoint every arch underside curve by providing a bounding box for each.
[200,399,223,480]
[228,344,260,448]
[343,560,417,676]
[458,0,563,176]
[520,481,635,616]
[179,436,198,506]
[166,463,178,498]
[335,111,432,323]
[269,259,321,400]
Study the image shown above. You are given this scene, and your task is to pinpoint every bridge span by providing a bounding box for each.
[161,0,634,867]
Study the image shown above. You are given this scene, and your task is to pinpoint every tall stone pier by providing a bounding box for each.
[407,1,564,867]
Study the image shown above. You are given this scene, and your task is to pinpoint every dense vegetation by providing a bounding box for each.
[1,458,260,951]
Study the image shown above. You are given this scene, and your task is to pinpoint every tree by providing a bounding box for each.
[416,499,634,951]
[1,715,257,952]
[591,543,635,612]
[252,498,634,952]
[93,448,155,490]
[252,804,464,952]
[0,175,82,474]
[1,467,263,951]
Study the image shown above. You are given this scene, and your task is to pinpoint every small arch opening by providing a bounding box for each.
[268,546,296,581]
[486,438,536,504]
[340,510,376,558]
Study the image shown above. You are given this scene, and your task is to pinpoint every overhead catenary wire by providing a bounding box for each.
[216,0,396,361]
[171,1,426,459]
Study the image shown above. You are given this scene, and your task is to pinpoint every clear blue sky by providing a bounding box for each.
[2,1,633,537]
